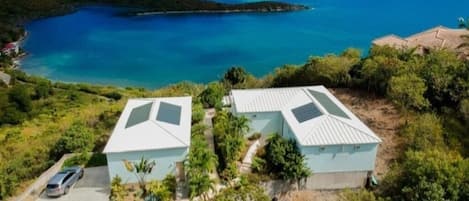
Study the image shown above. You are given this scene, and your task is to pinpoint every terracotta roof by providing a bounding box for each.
[372,26,469,51]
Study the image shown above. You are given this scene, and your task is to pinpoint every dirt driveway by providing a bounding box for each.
[37,166,109,201]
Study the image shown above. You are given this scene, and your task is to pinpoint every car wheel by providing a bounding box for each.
[64,186,70,195]
[79,171,84,179]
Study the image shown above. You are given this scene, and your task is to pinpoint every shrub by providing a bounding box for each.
[192,102,205,124]
[199,82,225,108]
[110,175,127,201]
[102,91,122,101]
[52,121,95,158]
[247,132,262,141]
[401,113,445,151]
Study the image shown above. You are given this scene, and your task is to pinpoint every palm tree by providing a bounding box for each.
[186,135,218,173]
[123,157,156,197]
[188,171,215,201]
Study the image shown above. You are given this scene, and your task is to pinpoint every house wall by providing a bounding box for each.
[235,112,283,136]
[301,143,378,173]
[106,147,188,183]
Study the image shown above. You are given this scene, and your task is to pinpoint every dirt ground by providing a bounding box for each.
[279,88,404,201]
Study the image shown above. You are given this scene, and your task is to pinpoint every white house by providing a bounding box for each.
[103,97,192,183]
[229,86,381,189]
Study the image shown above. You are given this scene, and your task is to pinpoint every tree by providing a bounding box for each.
[8,84,32,112]
[399,150,465,201]
[458,17,469,29]
[53,121,94,157]
[222,66,248,87]
[401,113,445,151]
[361,55,401,94]
[299,53,358,87]
[263,134,311,190]
[34,79,52,99]
[123,157,156,197]
[388,73,429,110]
[459,98,469,123]
[188,171,215,201]
[199,82,225,108]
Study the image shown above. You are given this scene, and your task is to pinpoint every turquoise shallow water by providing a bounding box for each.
[21,0,469,88]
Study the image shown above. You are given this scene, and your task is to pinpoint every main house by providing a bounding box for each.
[103,97,192,183]
[228,86,381,189]
[372,26,469,57]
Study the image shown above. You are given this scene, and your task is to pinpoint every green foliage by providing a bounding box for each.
[192,102,205,124]
[388,73,429,110]
[199,82,225,108]
[162,174,176,198]
[222,66,249,87]
[110,175,127,201]
[123,157,156,197]
[247,132,261,141]
[459,98,469,123]
[262,134,311,183]
[186,127,217,201]
[213,175,270,201]
[147,180,172,201]
[53,121,95,157]
[34,79,53,99]
[421,50,468,107]
[103,91,122,101]
[8,84,32,112]
[339,189,388,201]
[397,150,465,201]
[401,113,445,151]
[63,152,107,168]
[213,111,249,180]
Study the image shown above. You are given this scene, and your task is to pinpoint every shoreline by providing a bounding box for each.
[135,7,310,16]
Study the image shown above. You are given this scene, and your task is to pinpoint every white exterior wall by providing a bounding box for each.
[106,147,188,183]
[236,112,284,136]
[301,143,378,173]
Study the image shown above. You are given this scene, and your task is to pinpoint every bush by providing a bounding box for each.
[247,132,261,141]
[110,175,127,201]
[339,189,387,201]
[401,113,445,151]
[192,102,205,124]
[102,91,122,101]
[199,82,225,108]
[52,121,95,158]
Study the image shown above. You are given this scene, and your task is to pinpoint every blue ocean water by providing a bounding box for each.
[21,0,469,88]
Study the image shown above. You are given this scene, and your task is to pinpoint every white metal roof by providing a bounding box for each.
[103,96,192,153]
[231,86,381,146]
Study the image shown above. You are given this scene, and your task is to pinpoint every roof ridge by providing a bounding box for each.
[327,115,381,142]
[151,120,189,146]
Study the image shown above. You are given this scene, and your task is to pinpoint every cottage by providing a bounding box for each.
[229,86,381,189]
[103,97,192,183]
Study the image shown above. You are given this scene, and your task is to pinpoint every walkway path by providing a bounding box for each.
[203,108,220,181]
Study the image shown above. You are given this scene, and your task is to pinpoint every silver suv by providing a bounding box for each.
[46,166,84,197]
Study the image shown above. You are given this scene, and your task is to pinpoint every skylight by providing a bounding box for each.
[309,90,349,119]
[292,102,322,123]
[125,102,153,128]
[156,102,182,125]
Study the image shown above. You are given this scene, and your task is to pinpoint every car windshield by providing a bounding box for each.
[47,184,59,189]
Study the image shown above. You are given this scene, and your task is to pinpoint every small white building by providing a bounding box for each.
[103,97,192,183]
[229,86,381,189]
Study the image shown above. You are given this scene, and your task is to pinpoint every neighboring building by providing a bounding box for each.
[0,71,11,86]
[103,97,192,183]
[1,42,19,56]
[372,26,469,56]
[229,86,381,189]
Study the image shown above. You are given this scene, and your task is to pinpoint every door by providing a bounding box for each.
[176,161,185,182]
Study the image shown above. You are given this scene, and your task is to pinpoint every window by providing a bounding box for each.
[354,145,361,150]
[319,146,326,152]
